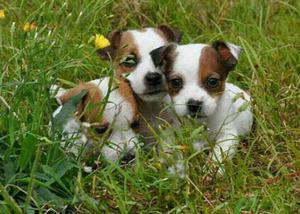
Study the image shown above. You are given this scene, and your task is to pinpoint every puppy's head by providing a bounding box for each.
[98,25,182,102]
[150,41,241,118]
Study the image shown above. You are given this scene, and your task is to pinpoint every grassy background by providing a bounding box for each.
[0,0,299,213]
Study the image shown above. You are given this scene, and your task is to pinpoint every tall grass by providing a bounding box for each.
[0,0,299,213]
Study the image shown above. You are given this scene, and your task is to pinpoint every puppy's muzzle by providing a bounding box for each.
[144,72,163,87]
[187,99,203,116]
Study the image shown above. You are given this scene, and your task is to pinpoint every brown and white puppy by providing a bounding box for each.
[150,41,253,174]
[52,77,140,162]
[98,25,182,144]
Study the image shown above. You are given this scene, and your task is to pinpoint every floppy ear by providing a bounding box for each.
[59,83,102,122]
[150,43,177,68]
[98,30,122,60]
[157,25,183,43]
[212,41,242,71]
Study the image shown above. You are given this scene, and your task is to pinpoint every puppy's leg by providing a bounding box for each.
[101,131,124,162]
[160,128,186,179]
[210,128,238,175]
[102,129,139,162]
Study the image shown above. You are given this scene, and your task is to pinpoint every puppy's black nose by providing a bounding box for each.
[145,72,162,86]
[187,99,203,114]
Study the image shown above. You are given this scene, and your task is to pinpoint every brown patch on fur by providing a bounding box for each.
[116,79,139,125]
[158,45,180,96]
[154,28,168,43]
[59,82,106,126]
[115,31,140,77]
[98,30,122,60]
[161,45,178,76]
[156,25,183,43]
[199,46,227,97]
[167,74,184,97]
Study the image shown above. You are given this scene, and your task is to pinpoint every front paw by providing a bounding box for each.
[202,157,226,183]
[101,145,120,162]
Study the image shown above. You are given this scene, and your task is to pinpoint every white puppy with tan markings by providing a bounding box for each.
[150,41,253,174]
[51,77,140,163]
[98,25,182,144]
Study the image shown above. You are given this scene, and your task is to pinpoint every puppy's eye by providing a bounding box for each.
[121,54,137,68]
[207,77,220,88]
[169,77,183,90]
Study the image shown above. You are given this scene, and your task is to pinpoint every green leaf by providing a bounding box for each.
[0,184,22,214]
[34,187,66,210]
[42,165,72,195]
[53,89,88,131]
[233,198,246,214]
[80,193,99,212]
[45,159,76,186]
[18,134,37,170]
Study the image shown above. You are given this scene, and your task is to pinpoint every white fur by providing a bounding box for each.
[90,78,134,129]
[51,77,139,162]
[170,44,220,118]
[125,28,168,101]
[118,28,184,177]
[50,84,67,105]
[226,42,242,60]
[166,43,252,172]
[120,28,178,144]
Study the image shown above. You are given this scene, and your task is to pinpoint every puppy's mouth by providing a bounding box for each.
[143,89,166,96]
[187,113,206,119]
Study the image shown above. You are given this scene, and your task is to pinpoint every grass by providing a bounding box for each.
[0,0,299,213]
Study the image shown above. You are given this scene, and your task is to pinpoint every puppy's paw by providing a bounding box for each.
[101,145,120,162]
[202,158,225,183]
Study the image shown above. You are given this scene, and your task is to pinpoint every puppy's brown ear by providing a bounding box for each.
[59,83,102,122]
[157,25,183,43]
[98,30,122,60]
[150,43,177,68]
[212,41,241,72]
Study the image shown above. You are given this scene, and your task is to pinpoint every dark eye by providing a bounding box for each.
[207,77,220,88]
[94,123,109,135]
[169,77,183,90]
[121,54,137,68]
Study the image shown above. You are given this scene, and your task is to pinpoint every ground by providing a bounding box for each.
[0,0,299,213]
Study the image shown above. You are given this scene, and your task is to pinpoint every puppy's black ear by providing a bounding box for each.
[98,30,122,60]
[212,41,242,71]
[150,43,177,68]
[157,25,183,43]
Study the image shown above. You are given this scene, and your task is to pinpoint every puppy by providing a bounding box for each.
[98,25,182,144]
[51,77,140,162]
[150,41,253,174]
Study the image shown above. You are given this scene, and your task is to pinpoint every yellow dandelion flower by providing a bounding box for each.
[0,9,5,19]
[23,22,31,32]
[23,22,36,32]
[95,34,110,49]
